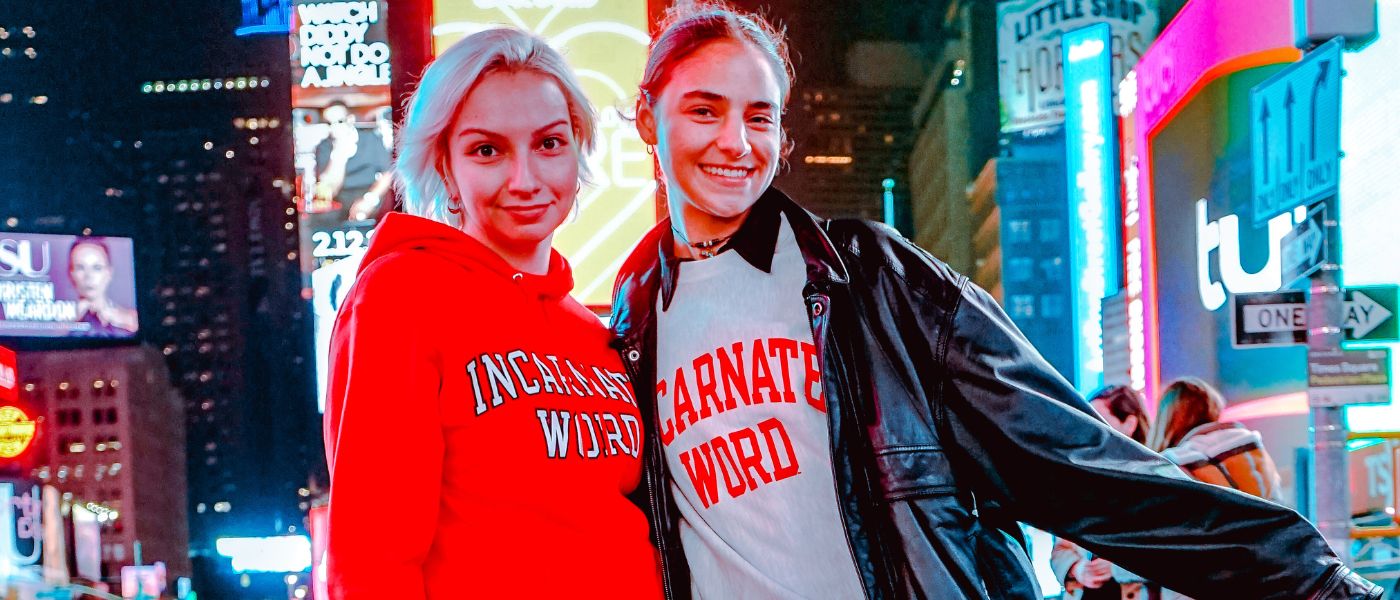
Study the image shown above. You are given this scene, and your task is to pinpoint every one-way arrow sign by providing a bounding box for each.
[1280,204,1327,285]
[1347,286,1397,340]
[1231,285,1400,347]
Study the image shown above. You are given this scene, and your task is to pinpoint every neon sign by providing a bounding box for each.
[1063,23,1119,394]
[0,406,36,459]
[217,536,313,573]
[1119,0,1300,402]
[1195,200,1299,310]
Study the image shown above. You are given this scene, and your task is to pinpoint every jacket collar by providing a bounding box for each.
[611,186,848,347]
[658,187,782,311]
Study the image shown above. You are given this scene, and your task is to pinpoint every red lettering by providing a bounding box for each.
[716,342,752,406]
[728,427,772,490]
[657,380,675,446]
[673,367,698,435]
[750,339,776,404]
[693,353,730,418]
[800,342,826,413]
[768,338,799,403]
[759,417,800,481]
[680,443,721,508]
[709,436,748,498]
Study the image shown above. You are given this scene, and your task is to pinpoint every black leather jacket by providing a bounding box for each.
[609,188,1380,600]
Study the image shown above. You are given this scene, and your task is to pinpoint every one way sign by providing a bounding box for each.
[1232,285,1399,347]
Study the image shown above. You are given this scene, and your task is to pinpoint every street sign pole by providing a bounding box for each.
[1308,200,1349,563]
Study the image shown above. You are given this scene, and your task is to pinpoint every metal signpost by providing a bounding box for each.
[1230,286,1397,348]
[1281,204,1329,285]
[1249,36,1360,562]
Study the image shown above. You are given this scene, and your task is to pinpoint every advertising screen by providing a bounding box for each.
[0,234,139,339]
[1140,0,1400,431]
[290,0,394,412]
[238,0,293,36]
[432,0,657,307]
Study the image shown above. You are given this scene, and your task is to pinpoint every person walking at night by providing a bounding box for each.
[323,28,660,599]
[609,3,1381,598]
[1150,377,1284,503]
[1052,385,1158,600]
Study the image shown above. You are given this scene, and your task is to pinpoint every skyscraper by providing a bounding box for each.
[1,3,319,598]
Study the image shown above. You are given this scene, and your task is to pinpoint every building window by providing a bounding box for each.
[1006,258,1033,282]
[1007,220,1032,244]
[1009,295,1036,319]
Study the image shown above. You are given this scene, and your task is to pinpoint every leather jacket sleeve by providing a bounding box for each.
[934,281,1381,600]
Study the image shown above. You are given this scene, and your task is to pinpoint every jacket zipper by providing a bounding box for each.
[806,290,874,600]
[625,343,675,600]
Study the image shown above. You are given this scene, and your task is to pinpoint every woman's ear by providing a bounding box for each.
[636,99,659,146]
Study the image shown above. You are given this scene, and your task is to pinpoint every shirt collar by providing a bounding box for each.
[658,188,783,311]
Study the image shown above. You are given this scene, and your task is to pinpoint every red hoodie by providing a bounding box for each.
[324,213,660,599]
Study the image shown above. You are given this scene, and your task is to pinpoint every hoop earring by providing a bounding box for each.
[446,193,463,216]
[645,145,655,156]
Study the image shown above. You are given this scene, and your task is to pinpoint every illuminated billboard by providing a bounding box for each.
[1121,0,1399,431]
[216,536,313,573]
[997,0,1158,133]
[238,0,293,36]
[1062,23,1119,395]
[0,346,15,403]
[291,0,394,413]
[0,234,139,339]
[432,0,657,307]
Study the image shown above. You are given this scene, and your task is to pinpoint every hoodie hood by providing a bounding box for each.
[359,212,574,301]
[1161,421,1263,467]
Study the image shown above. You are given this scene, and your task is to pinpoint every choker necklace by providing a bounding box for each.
[673,227,732,259]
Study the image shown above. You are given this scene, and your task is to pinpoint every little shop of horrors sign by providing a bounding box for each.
[997,0,1159,132]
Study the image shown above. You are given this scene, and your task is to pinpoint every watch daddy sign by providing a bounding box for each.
[998,0,1158,132]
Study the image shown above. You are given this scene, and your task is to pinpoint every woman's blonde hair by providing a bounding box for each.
[395,27,597,228]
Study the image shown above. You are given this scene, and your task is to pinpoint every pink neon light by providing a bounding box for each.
[1220,391,1309,421]
[1124,0,1299,404]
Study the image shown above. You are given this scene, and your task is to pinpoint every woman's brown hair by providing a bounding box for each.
[1088,385,1151,445]
[1147,377,1225,452]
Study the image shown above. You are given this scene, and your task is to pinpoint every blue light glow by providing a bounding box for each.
[1062,23,1121,395]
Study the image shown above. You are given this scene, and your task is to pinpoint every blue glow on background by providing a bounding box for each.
[1062,23,1120,395]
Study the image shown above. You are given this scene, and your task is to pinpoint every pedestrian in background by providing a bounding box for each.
[1150,377,1284,503]
[1052,385,1158,600]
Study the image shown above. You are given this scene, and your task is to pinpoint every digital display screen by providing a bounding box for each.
[290,0,394,412]
[0,234,140,339]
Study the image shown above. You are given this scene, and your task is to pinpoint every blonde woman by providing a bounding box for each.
[323,28,660,599]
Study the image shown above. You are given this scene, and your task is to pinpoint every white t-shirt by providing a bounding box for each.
[655,215,865,599]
